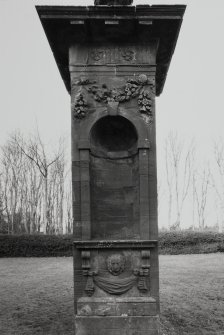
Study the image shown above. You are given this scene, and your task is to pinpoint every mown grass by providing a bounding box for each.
[0,255,223,334]
[159,254,224,335]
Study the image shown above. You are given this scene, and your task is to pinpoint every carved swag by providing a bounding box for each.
[72,74,154,123]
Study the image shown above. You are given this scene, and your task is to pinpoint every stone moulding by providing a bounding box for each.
[74,239,157,249]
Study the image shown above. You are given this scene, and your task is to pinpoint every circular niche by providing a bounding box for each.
[90,115,138,158]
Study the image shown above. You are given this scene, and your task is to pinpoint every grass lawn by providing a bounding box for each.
[0,254,223,335]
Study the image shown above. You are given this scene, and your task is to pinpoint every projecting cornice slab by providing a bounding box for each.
[36,5,186,96]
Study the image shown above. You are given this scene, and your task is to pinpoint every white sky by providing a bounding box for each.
[1,0,224,228]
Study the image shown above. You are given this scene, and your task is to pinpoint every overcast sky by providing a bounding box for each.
[1,0,224,228]
[0,0,224,144]
[1,0,224,149]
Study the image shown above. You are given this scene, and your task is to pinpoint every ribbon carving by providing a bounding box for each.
[134,250,150,293]
[81,251,97,297]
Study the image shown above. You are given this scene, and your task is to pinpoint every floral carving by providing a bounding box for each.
[138,90,153,121]
[72,93,88,119]
[87,75,152,105]
[72,74,155,122]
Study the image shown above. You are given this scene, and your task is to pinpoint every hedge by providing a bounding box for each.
[0,234,73,257]
[159,231,224,255]
[0,231,224,257]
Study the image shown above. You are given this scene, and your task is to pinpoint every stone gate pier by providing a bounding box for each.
[37,1,185,334]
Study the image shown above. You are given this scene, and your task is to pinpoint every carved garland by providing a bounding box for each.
[72,74,154,122]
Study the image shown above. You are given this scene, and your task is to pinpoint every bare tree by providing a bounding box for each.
[165,138,174,229]
[14,131,63,234]
[64,180,73,234]
[193,166,210,230]
[0,134,26,233]
[164,132,194,229]
[0,130,71,235]
[47,148,65,234]
[210,140,224,232]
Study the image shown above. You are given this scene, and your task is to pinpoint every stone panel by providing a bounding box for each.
[90,155,140,239]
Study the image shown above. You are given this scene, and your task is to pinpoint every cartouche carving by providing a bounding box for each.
[80,251,151,296]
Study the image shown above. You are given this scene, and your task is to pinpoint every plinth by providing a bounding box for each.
[36,3,186,334]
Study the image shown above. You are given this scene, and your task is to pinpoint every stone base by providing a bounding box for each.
[75,315,160,335]
[77,297,157,317]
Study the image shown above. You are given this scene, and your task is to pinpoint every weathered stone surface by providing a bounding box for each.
[77,297,157,316]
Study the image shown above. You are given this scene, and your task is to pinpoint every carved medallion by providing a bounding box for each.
[107,254,125,276]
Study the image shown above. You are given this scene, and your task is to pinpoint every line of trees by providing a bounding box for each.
[161,132,224,232]
[0,131,72,235]
[1,130,224,234]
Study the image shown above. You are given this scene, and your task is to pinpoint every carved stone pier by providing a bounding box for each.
[36,2,186,334]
